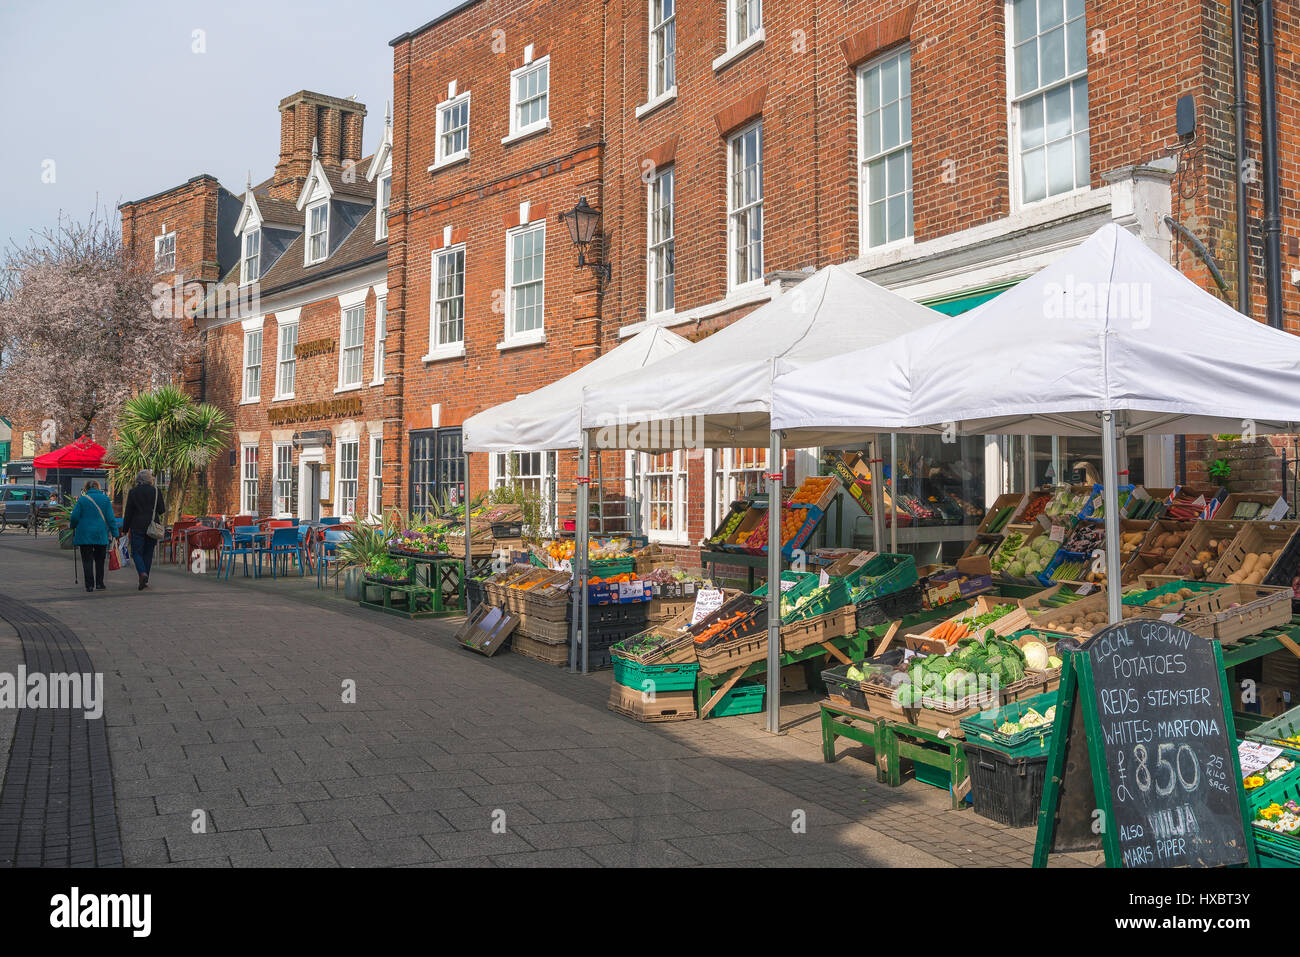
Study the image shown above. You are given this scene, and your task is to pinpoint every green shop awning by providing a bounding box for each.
[924,281,1019,316]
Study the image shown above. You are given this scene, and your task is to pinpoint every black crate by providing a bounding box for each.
[587,622,643,646]
[587,603,649,627]
[491,521,524,539]
[854,583,924,630]
[466,579,487,607]
[1263,529,1300,613]
[821,649,907,711]
[960,743,1049,828]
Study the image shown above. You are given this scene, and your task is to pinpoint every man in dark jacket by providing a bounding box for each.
[121,469,166,591]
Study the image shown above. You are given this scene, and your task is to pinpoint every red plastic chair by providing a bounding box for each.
[186,527,225,574]
[164,520,199,564]
[229,515,256,528]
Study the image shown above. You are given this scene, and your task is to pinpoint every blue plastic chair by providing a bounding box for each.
[218,528,259,580]
[260,526,303,579]
[316,529,350,589]
[318,516,343,526]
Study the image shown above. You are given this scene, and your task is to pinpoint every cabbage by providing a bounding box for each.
[845,666,866,683]
[1048,656,1062,669]
[1021,640,1050,671]
[1007,561,1026,578]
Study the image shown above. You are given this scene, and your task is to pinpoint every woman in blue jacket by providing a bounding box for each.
[68,480,119,593]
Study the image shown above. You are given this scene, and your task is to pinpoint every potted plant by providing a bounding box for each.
[335,522,389,600]
[45,498,76,549]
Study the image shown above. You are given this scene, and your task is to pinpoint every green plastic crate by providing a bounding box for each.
[754,572,849,624]
[1247,703,1300,754]
[960,691,1059,756]
[611,658,700,693]
[590,557,635,576]
[1121,579,1225,606]
[709,682,765,718]
[1246,769,1300,866]
[845,553,919,603]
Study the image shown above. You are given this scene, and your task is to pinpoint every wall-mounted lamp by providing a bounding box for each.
[558,196,611,284]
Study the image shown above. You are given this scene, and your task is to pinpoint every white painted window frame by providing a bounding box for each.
[335,438,359,521]
[273,442,293,518]
[431,245,467,352]
[337,303,366,390]
[648,0,676,100]
[241,329,262,403]
[504,222,546,345]
[646,164,675,318]
[241,228,261,285]
[240,443,260,516]
[1006,0,1090,211]
[154,230,177,273]
[506,56,551,142]
[857,46,915,252]
[369,434,384,521]
[274,320,297,400]
[306,201,329,264]
[726,121,764,292]
[435,91,472,167]
[372,297,387,385]
[376,175,391,241]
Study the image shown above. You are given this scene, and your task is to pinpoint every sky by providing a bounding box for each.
[0,0,460,253]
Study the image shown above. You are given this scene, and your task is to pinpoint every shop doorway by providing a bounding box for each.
[298,448,325,522]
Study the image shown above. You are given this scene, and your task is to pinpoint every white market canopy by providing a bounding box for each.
[462,326,690,452]
[579,264,945,450]
[771,223,1300,441]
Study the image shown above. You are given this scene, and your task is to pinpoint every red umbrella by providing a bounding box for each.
[33,436,107,469]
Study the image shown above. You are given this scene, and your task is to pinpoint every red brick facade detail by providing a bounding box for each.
[712,85,768,138]
[840,3,916,68]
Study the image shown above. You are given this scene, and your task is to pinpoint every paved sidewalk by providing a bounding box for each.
[0,533,1101,867]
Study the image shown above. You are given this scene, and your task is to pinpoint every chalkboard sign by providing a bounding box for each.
[1034,620,1256,868]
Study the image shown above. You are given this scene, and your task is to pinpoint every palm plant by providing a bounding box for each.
[335,521,390,573]
[107,385,231,521]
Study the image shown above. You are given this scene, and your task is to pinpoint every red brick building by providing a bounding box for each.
[114,1,1300,546]
[121,91,392,521]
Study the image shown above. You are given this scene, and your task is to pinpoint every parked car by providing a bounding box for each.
[0,485,61,531]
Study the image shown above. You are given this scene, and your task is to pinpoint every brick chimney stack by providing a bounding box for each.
[270,91,367,202]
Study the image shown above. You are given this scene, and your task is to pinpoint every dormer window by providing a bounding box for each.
[241,228,261,285]
[377,175,391,240]
[154,230,176,273]
[307,202,329,264]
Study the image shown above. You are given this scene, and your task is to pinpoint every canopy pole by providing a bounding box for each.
[765,429,783,735]
[1101,413,1124,623]
[871,435,884,551]
[463,453,471,588]
[579,432,591,675]
[889,433,898,554]
[568,445,582,673]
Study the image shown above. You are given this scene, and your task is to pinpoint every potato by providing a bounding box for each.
[1196,550,1213,563]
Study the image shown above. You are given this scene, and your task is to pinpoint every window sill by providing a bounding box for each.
[727,277,766,297]
[370,377,385,388]
[501,121,551,146]
[428,153,470,173]
[240,397,261,406]
[334,383,363,395]
[713,29,765,72]
[635,87,678,120]
[497,333,546,351]
[304,256,327,268]
[422,343,466,362]
[272,393,295,403]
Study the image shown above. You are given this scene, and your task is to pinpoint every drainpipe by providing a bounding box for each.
[1231,0,1251,315]
[1254,0,1284,329]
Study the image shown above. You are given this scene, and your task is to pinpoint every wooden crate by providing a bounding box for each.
[696,632,772,676]
[1217,492,1287,522]
[977,492,1027,535]
[905,595,1032,654]
[1209,521,1299,584]
[511,633,570,665]
[1123,519,1196,581]
[1162,520,1245,579]
[607,683,697,722]
[514,613,571,644]
[1180,583,1294,644]
[780,606,856,654]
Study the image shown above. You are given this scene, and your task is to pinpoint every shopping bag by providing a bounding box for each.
[109,536,130,572]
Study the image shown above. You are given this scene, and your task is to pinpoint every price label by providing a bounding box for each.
[559,559,572,573]
[1238,740,1284,778]
[1268,499,1290,521]
[819,570,830,587]
[691,588,725,625]
[779,578,799,592]
[849,551,875,568]
[1159,612,1183,624]
[618,581,644,600]
[1075,583,1095,596]
[1050,525,1065,542]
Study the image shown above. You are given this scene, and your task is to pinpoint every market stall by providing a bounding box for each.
[581,263,945,726]
[462,326,691,671]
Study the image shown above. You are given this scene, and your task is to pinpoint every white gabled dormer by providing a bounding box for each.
[234,175,264,286]
[298,137,333,265]
[367,102,393,242]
